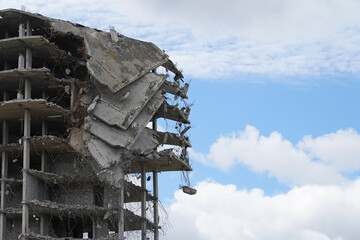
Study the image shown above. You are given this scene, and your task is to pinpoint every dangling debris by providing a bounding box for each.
[182,186,197,195]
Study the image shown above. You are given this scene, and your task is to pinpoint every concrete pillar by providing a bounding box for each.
[22,107,31,236]
[40,103,49,236]
[118,177,124,240]
[70,80,76,109]
[21,21,32,238]
[153,172,159,240]
[26,20,32,37]
[19,23,25,37]
[18,54,25,69]
[152,118,159,240]
[18,53,25,99]
[141,164,147,240]
[0,91,9,240]
[25,48,32,69]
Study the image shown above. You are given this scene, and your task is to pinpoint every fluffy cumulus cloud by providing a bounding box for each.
[164,179,360,240]
[190,126,360,186]
[181,127,360,239]
[1,0,360,80]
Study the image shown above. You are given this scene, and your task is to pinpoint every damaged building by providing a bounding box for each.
[0,9,192,240]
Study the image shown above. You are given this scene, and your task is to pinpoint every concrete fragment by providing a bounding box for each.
[91,73,166,129]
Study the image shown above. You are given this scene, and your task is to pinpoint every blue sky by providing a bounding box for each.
[2,1,360,239]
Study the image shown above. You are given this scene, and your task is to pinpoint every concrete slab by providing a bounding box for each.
[156,131,192,148]
[0,36,68,62]
[0,99,67,120]
[84,90,164,149]
[156,101,190,124]
[0,68,67,90]
[92,73,166,129]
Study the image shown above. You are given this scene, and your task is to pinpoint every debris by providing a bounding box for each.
[182,186,197,195]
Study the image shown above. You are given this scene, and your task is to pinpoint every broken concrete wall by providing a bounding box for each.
[49,185,95,206]
[49,154,94,176]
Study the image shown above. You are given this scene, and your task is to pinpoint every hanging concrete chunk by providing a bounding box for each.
[84,90,164,149]
[91,73,167,129]
[131,128,159,155]
[162,59,184,81]
[86,135,123,169]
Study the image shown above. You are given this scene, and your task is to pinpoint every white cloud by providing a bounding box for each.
[190,126,360,186]
[164,179,360,240]
[298,129,360,172]
[2,1,360,80]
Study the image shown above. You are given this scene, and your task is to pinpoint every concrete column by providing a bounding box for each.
[70,80,76,110]
[141,164,147,240]
[118,177,124,240]
[40,102,48,236]
[0,91,9,240]
[19,23,25,37]
[21,21,32,238]
[153,172,159,240]
[22,107,31,236]
[26,20,32,37]
[25,48,32,69]
[152,118,159,240]
[18,54,25,69]
[17,53,25,100]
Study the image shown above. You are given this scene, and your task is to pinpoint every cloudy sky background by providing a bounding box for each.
[1,1,360,239]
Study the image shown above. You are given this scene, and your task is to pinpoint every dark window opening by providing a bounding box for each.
[93,185,104,207]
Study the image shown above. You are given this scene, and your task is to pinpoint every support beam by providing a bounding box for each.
[153,171,159,240]
[18,54,25,99]
[22,108,31,237]
[0,91,9,240]
[70,80,76,110]
[141,164,147,240]
[25,48,32,69]
[40,96,48,236]
[19,23,25,37]
[18,54,25,69]
[21,21,32,239]
[26,20,32,37]
[152,118,159,240]
[118,173,125,240]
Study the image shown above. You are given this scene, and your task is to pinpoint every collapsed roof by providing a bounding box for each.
[0,9,191,183]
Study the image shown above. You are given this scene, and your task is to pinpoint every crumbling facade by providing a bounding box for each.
[0,9,192,239]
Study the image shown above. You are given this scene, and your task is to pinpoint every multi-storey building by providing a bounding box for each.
[0,9,192,240]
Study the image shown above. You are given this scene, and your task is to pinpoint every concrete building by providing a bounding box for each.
[0,9,192,239]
